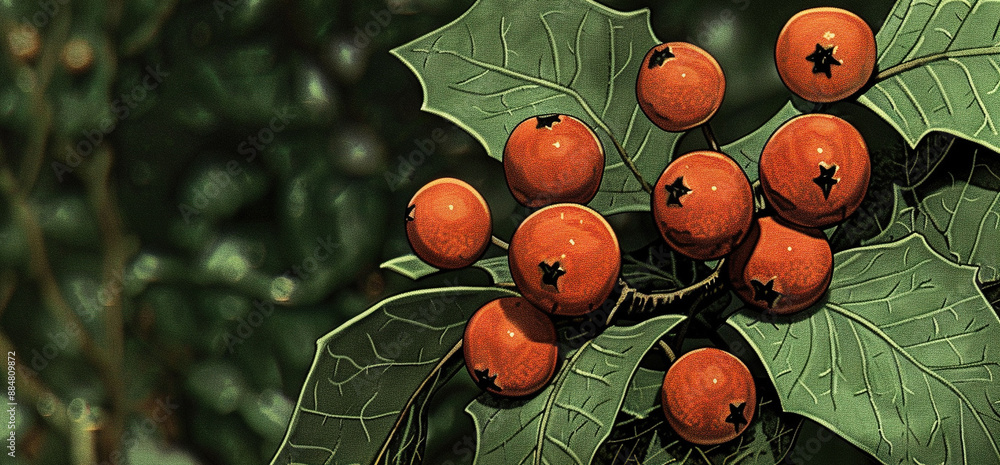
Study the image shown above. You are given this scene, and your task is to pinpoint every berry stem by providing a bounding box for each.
[491,235,509,251]
[669,292,706,355]
[874,45,1000,81]
[701,122,721,152]
[604,130,653,194]
[658,340,677,364]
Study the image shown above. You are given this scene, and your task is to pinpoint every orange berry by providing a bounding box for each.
[405,178,492,269]
[652,151,754,260]
[726,217,833,315]
[503,115,605,207]
[775,8,876,102]
[637,42,726,132]
[662,348,757,445]
[464,297,558,397]
[759,114,870,228]
[509,204,621,316]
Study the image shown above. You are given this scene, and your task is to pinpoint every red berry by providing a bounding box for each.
[726,217,833,315]
[504,115,605,207]
[759,114,870,228]
[652,151,754,260]
[405,178,492,269]
[637,42,725,132]
[661,348,757,445]
[509,204,621,316]
[775,7,876,102]
[464,297,558,397]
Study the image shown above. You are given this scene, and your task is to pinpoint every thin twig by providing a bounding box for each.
[658,340,677,364]
[670,291,707,355]
[702,123,720,152]
[491,235,509,251]
[11,4,70,191]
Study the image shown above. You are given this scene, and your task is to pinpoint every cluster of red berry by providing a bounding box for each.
[402,6,874,447]
[404,114,621,397]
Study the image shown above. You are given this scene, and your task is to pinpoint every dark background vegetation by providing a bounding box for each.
[0,0,901,463]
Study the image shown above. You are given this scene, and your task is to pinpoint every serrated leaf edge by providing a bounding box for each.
[389,0,658,162]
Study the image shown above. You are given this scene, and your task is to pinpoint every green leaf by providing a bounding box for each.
[381,352,466,465]
[620,367,664,419]
[465,314,686,465]
[380,254,440,280]
[391,0,680,214]
[721,101,802,182]
[859,0,1000,153]
[270,286,517,465]
[380,254,513,283]
[727,234,1000,465]
[863,159,1000,281]
[597,397,800,465]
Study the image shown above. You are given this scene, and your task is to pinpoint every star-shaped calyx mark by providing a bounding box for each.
[664,177,691,207]
[473,368,501,392]
[538,261,566,291]
[725,402,748,432]
[750,278,782,308]
[405,204,415,222]
[536,115,562,129]
[812,164,839,199]
[648,47,675,68]
[805,44,841,78]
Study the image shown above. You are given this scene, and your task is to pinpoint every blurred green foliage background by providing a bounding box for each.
[0,0,896,463]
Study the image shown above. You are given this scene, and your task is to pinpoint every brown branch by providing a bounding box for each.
[80,147,134,453]
[609,259,726,322]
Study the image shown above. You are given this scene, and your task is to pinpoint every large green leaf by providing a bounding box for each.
[620,367,664,419]
[720,101,802,182]
[859,0,1000,153]
[391,0,680,214]
[270,287,517,465]
[382,353,466,465]
[465,314,686,465]
[863,155,1000,282]
[597,398,800,465]
[728,234,1000,465]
